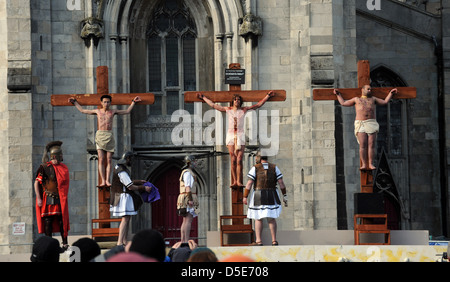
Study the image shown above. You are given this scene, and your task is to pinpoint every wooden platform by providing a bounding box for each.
[91,218,122,239]
[206,229,447,262]
[220,215,254,246]
[354,214,390,245]
[208,229,429,246]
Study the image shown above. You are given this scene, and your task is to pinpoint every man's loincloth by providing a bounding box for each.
[95,130,115,152]
[354,119,379,143]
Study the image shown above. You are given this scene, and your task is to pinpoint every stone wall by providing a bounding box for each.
[442,0,450,236]
[30,1,91,239]
[0,0,9,255]
[0,0,34,254]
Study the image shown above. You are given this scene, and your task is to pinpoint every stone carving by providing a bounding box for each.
[80,17,104,47]
[238,13,262,47]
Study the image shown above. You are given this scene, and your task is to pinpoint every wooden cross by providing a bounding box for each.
[313,60,417,193]
[51,67,155,106]
[185,63,286,225]
[313,60,416,102]
[51,66,155,223]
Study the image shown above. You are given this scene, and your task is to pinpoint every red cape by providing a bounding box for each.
[35,162,70,237]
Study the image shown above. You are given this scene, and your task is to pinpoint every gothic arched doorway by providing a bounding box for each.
[151,165,198,246]
[371,65,410,230]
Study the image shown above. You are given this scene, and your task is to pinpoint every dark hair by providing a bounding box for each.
[72,237,101,262]
[129,229,166,262]
[187,248,218,262]
[230,94,243,106]
[100,94,112,101]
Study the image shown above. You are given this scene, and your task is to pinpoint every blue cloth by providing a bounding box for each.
[140,182,160,203]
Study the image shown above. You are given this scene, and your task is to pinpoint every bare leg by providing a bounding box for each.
[268,218,277,244]
[254,219,263,243]
[97,149,107,187]
[236,146,245,186]
[105,151,113,186]
[368,133,377,170]
[357,133,369,170]
[227,145,237,187]
[180,213,193,243]
[117,215,130,245]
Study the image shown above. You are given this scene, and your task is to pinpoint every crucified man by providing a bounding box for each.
[68,95,141,187]
[197,91,274,187]
[334,85,397,170]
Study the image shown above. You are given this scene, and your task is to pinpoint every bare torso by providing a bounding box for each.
[96,109,115,130]
[354,97,376,120]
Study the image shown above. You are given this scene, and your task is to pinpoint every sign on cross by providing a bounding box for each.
[313,60,416,193]
[51,66,155,222]
[185,63,286,221]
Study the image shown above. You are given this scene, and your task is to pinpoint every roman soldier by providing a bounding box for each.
[177,155,200,243]
[243,152,287,246]
[110,151,151,246]
[34,141,70,249]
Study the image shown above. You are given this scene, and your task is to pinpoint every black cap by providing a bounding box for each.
[30,236,63,262]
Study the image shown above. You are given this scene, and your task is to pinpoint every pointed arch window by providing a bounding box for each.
[371,66,407,157]
[146,0,197,116]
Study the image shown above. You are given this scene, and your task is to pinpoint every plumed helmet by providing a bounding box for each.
[42,141,63,163]
[117,151,134,165]
[182,155,195,170]
[184,155,195,164]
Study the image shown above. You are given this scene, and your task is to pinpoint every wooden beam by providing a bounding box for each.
[96,66,109,95]
[313,87,416,101]
[184,90,286,103]
[357,60,371,88]
[51,93,155,106]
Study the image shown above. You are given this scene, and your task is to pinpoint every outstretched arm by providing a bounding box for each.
[244,90,274,112]
[375,88,397,106]
[197,93,227,112]
[115,96,142,115]
[334,89,356,107]
[68,98,98,114]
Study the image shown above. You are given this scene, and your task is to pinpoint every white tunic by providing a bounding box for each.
[110,167,137,217]
[180,170,198,218]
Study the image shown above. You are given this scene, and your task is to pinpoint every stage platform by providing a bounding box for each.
[207,230,448,262]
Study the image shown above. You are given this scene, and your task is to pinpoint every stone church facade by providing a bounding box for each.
[0,0,449,254]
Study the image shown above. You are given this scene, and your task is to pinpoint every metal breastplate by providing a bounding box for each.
[111,165,128,194]
[254,163,277,190]
[41,165,60,204]
[42,165,59,196]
